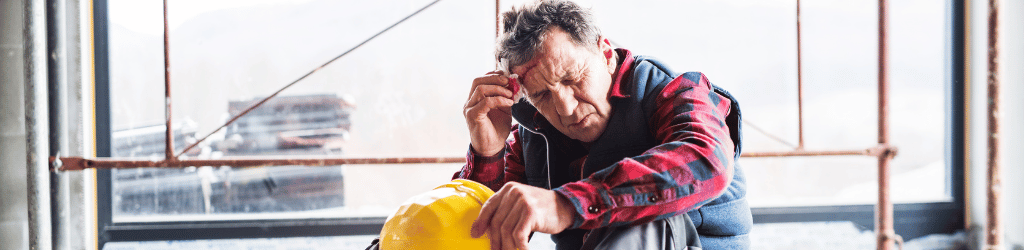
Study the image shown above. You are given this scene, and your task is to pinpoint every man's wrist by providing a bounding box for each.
[467,144,506,171]
[471,144,505,158]
[552,190,579,231]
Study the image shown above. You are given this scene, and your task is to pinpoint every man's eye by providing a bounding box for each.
[531,93,549,103]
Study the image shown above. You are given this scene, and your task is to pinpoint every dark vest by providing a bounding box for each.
[510,55,752,250]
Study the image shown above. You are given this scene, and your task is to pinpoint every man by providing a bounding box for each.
[456,0,751,249]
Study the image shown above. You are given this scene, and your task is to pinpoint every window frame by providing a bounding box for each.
[92,0,967,248]
[749,0,967,240]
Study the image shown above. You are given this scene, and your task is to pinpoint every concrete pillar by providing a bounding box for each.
[968,0,1024,249]
[1,0,31,248]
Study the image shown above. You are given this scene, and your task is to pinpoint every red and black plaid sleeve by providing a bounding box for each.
[452,125,526,191]
[552,72,736,229]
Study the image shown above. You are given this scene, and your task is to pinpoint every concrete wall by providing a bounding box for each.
[966,0,1024,249]
[1,0,30,248]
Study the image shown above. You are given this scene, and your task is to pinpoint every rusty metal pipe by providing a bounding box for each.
[796,0,805,150]
[742,150,864,157]
[55,156,466,171]
[985,0,1002,248]
[876,0,896,249]
[53,144,898,171]
[496,0,500,38]
[163,0,174,161]
[877,150,896,250]
[742,145,894,158]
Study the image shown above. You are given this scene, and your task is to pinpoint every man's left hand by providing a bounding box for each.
[471,182,574,250]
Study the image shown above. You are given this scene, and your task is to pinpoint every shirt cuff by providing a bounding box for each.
[457,144,508,186]
[468,145,506,165]
[552,180,614,230]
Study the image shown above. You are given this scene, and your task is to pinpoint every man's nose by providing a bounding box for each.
[552,89,578,117]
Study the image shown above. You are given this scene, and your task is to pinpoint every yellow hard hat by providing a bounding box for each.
[379,179,494,250]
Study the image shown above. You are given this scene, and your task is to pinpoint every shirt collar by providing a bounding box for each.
[608,48,635,98]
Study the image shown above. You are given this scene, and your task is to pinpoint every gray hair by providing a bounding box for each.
[496,0,602,68]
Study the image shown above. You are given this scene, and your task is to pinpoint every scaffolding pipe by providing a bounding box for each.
[985,0,1002,248]
[496,0,500,38]
[796,0,805,150]
[46,0,70,249]
[163,0,174,161]
[25,0,54,248]
[55,156,466,171]
[54,144,899,170]
[876,0,897,249]
[742,145,894,158]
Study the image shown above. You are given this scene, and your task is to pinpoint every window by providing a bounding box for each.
[94,0,965,247]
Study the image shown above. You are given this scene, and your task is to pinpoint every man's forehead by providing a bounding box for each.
[512,48,566,81]
[511,48,552,75]
[511,61,538,77]
[509,27,582,77]
[512,57,556,92]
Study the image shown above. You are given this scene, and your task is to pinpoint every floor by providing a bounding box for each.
[103,221,968,250]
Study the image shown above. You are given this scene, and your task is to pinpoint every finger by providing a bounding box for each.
[471,74,510,92]
[469,74,509,102]
[490,218,503,250]
[514,214,532,250]
[489,186,517,250]
[466,97,515,123]
[466,85,514,110]
[472,186,506,238]
[495,101,513,115]
[466,84,514,110]
[486,96,516,116]
[465,97,515,124]
[502,199,528,250]
[492,184,526,250]
[486,200,504,250]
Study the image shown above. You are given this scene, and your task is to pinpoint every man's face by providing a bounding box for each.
[511,27,616,143]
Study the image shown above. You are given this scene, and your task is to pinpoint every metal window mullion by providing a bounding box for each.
[26,0,54,248]
[46,0,72,249]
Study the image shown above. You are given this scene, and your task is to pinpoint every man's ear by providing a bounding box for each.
[598,37,616,74]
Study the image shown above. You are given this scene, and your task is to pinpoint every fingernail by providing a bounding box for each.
[470,224,480,238]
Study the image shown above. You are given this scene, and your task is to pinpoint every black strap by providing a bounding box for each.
[365,237,380,250]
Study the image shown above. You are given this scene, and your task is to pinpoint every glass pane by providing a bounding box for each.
[108,0,492,221]
[111,164,463,222]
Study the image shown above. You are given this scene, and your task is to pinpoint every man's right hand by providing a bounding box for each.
[464,71,516,157]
